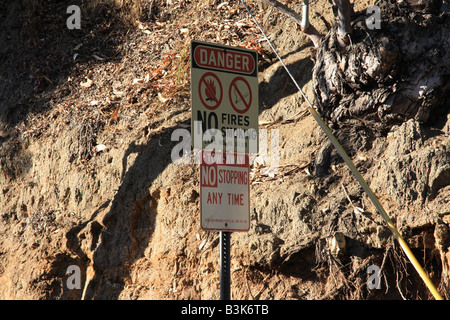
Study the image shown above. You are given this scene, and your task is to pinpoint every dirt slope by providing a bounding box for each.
[0,0,449,300]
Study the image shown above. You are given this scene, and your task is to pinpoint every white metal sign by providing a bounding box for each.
[200,150,250,232]
[191,40,258,153]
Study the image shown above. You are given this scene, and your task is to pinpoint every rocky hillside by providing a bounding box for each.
[0,0,449,300]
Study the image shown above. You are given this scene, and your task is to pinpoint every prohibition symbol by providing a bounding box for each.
[199,72,223,110]
[229,76,252,114]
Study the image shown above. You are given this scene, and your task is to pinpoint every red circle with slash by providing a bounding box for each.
[229,76,252,114]
[198,72,223,110]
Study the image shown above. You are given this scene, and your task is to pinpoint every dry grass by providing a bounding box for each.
[88,0,170,25]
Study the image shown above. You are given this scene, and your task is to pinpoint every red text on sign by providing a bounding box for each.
[207,192,222,204]
[228,193,244,206]
[194,46,255,74]
[201,164,217,187]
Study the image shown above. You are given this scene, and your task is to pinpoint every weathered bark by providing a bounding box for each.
[312,0,450,124]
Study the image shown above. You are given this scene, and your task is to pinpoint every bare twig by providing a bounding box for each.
[380,243,392,295]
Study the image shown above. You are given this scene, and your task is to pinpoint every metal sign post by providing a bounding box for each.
[191,40,258,301]
[220,231,231,300]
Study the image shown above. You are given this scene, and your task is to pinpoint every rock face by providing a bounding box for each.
[313,0,450,123]
[370,120,450,206]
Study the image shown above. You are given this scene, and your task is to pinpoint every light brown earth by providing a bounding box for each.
[0,0,449,300]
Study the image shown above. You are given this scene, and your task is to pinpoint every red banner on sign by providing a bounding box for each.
[194,45,255,75]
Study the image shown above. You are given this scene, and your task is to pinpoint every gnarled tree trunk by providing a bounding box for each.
[257,0,449,124]
[312,0,450,124]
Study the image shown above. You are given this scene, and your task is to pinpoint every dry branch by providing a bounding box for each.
[259,0,322,47]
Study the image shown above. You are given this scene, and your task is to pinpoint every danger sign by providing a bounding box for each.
[200,150,250,232]
[191,40,258,153]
